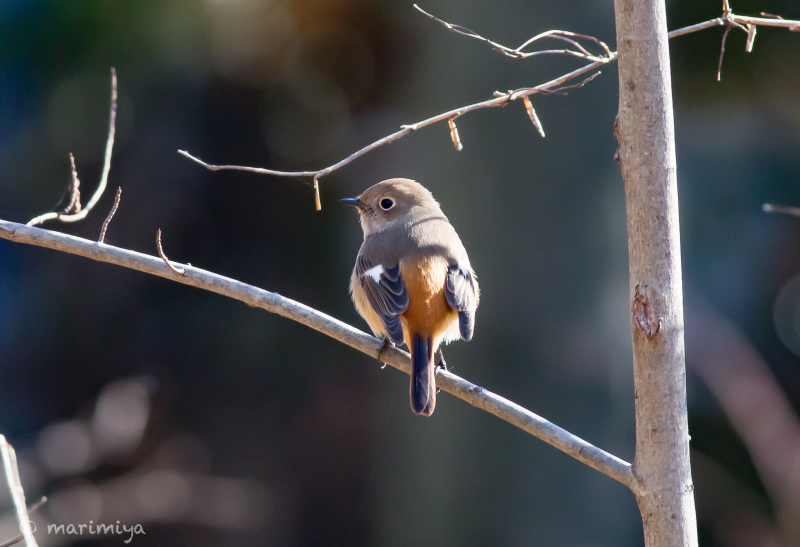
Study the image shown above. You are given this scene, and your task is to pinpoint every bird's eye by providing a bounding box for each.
[379,198,395,211]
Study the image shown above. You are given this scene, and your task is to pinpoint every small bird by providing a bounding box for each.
[342,178,479,416]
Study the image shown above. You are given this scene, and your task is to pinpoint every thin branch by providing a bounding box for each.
[180,7,799,195]
[523,96,545,137]
[516,30,613,61]
[718,24,733,81]
[413,4,613,62]
[716,5,751,81]
[745,24,757,52]
[731,14,800,30]
[156,229,186,276]
[61,153,82,214]
[0,218,639,492]
[1,435,38,547]
[313,177,322,211]
[667,18,726,39]
[179,59,607,184]
[25,498,47,515]
[27,68,117,227]
[502,71,602,99]
[447,116,463,151]
[0,498,48,547]
[763,203,800,217]
[98,186,121,244]
[0,533,24,547]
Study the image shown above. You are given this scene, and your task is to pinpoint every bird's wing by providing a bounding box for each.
[445,263,478,341]
[356,255,409,345]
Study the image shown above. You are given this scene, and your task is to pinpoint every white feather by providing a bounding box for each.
[365,265,384,283]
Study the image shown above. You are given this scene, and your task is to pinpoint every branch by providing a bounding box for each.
[156,229,186,276]
[413,4,614,62]
[1,436,38,547]
[98,186,121,244]
[0,218,639,493]
[730,13,800,31]
[179,6,799,200]
[27,68,117,227]
[614,0,697,541]
[763,203,800,217]
[0,498,47,547]
[177,56,607,177]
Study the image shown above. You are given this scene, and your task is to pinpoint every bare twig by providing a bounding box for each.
[667,18,726,39]
[523,96,545,137]
[718,24,733,81]
[732,14,800,31]
[0,533,24,547]
[414,4,614,62]
[0,218,638,492]
[98,186,121,244]
[763,203,800,217]
[1,436,38,547]
[25,498,47,515]
[0,498,48,547]
[156,229,186,276]
[447,116,463,151]
[503,71,602,99]
[179,60,606,186]
[61,153,82,214]
[716,5,751,81]
[27,68,117,227]
[180,7,799,199]
[666,13,798,39]
[746,24,757,52]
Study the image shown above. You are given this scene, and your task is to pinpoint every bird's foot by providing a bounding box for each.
[435,349,448,393]
[435,349,448,372]
[377,336,395,368]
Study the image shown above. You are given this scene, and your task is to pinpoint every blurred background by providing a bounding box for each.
[1,0,799,545]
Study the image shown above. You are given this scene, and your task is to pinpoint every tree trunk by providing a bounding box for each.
[612,0,699,545]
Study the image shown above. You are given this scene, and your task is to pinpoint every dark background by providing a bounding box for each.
[1,0,800,545]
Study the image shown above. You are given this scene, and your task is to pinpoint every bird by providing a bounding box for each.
[341,178,479,416]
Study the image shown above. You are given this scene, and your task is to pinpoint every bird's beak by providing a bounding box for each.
[339,197,365,209]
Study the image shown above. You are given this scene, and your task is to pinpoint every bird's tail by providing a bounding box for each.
[410,334,436,416]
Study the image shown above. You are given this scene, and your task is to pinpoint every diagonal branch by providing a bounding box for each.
[1,436,38,547]
[178,58,608,184]
[0,498,47,547]
[179,7,800,202]
[0,218,639,493]
[413,4,614,62]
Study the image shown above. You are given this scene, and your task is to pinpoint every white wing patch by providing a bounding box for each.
[365,265,384,283]
[458,263,471,278]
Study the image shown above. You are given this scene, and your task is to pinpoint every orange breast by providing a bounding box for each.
[400,257,458,347]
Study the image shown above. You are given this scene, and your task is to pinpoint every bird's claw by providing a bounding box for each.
[435,349,448,372]
[435,349,448,394]
[378,336,395,367]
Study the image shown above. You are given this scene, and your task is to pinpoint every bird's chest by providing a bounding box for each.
[400,257,453,331]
